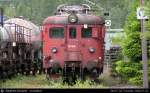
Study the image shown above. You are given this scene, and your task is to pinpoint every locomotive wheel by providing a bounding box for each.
[90,68,99,81]
[79,64,85,81]
[71,72,76,85]
[62,64,77,85]
[63,64,69,84]
[71,64,76,84]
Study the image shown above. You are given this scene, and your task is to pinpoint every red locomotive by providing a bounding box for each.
[42,4,105,82]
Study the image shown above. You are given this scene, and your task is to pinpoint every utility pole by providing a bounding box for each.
[140,0,149,88]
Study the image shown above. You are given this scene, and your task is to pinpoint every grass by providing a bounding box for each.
[0,74,105,88]
[0,71,139,88]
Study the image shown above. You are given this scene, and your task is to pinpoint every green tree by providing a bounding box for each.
[122,1,141,62]
[0,0,132,27]
[115,0,150,86]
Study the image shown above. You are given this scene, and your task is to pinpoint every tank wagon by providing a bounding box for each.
[0,17,42,79]
[42,4,106,82]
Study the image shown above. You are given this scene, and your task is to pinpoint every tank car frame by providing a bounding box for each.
[0,23,40,80]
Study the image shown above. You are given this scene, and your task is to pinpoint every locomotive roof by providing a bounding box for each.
[43,14,105,25]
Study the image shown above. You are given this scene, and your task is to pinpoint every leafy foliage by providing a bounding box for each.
[115,61,142,78]
[115,60,150,86]
[0,0,132,28]
[114,0,150,86]
[122,1,142,62]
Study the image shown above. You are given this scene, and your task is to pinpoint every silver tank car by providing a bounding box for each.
[4,17,41,50]
[0,26,11,48]
[0,17,42,79]
[0,27,9,41]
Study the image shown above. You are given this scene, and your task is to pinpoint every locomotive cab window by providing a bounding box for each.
[69,27,76,38]
[81,27,92,38]
[49,27,64,38]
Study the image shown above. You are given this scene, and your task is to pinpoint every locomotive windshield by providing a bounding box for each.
[81,27,92,38]
[49,27,64,38]
[69,27,76,38]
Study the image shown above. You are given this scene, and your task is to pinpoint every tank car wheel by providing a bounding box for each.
[32,70,36,76]
[0,67,2,79]
[7,66,14,79]
[7,71,12,80]
[14,67,17,76]
[3,71,8,79]
[2,71,7,82]
[31,67,36,76]
[25,68,30,76]
[45,68,50,80]
[38,69,43,75]
[32,62,38,76]
[20,64,25,75]
[38,64,43,75]
[17,64,21,74]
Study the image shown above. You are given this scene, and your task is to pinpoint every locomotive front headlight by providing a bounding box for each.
[51,47,57,53]
[68,14,78,23]
[88,47,95,53]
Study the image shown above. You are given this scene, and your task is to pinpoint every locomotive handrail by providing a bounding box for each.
[56,4,91,15]
[57,4,67,11]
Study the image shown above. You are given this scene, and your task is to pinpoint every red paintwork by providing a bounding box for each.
[42,14,105,70]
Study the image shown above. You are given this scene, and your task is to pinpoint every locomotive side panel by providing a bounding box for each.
[43,25,65,69]
[80,25,104,72]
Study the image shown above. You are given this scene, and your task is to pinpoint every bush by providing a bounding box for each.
[129,76,142,85]
[114,60,142,85]
[114,60,150,86]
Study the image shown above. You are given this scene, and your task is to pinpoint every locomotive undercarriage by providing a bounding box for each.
[63,65,103,84]
[46,61,103,84]
[0,41,42,80]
